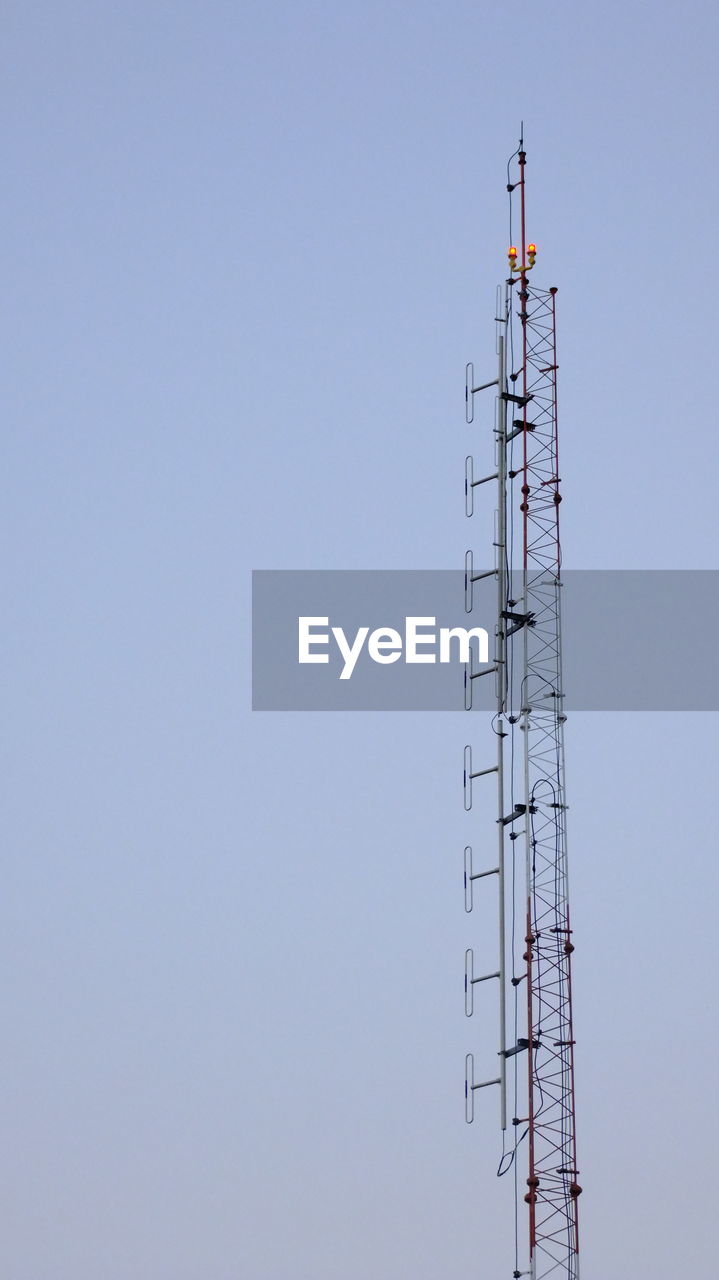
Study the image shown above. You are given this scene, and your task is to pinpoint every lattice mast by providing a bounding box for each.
[464,137,581,1280]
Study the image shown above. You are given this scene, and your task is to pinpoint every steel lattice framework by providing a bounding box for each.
[464,141,581,1280]
[520,281,580,1280]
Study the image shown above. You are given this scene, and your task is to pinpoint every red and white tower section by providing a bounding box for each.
[463,141,581,1280]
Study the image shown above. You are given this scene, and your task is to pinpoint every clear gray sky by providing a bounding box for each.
[2,2,716,1277]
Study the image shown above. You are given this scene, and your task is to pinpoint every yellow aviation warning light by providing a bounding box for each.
[508,243,537,272]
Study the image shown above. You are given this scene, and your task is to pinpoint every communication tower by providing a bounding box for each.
[463,134,581,1280]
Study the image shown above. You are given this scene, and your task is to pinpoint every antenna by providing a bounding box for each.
[463,140,581,1280]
